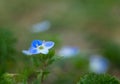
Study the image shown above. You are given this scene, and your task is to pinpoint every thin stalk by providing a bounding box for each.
[40,62,47,84]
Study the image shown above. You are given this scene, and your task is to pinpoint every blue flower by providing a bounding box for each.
[22,40,54,55]
[89,55,109,74]
[31,20,51,33]
[58,46,80,57]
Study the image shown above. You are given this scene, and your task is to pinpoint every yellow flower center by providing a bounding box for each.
[39,46,44,50]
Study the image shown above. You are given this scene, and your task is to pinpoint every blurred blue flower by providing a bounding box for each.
[89,55,109,74]
[22,40,54,55]
[31,20,51,33]
[58,46,80,57]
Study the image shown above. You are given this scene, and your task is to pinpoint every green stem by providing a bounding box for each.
[40,70,44,84]
[40,62,47,84]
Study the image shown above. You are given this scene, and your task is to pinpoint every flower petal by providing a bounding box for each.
[29,48,41,54]
[43,41,54,49]
[31,40,43,48]
[39,48,49,54]
[22,50,32,55]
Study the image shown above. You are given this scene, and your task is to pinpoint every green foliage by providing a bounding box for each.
[0,28,17,73]
[77,73,120,84]
[19,67,35,83]
[31,49,56,67]
[17,48,57,84]
[100,40,120,67]
[0,73,16,84]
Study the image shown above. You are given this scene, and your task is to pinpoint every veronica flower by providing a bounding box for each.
[22,40,54,55]
[31,20,51,33]
[58,46,80,57]
[89,55,109,74]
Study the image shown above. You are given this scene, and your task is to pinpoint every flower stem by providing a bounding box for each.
[40,70,44,83]
[40,62,47,84]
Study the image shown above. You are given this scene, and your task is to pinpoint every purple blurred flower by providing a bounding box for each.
[58,46,80,57]
[89,55,109,74]
[22,40,54,55]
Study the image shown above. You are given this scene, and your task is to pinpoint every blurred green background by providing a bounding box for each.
[0,0,120,84]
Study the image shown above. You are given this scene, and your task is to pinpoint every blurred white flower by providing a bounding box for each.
[89,55,109,74]
[31,20,51,33]
[58,46,80,57]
